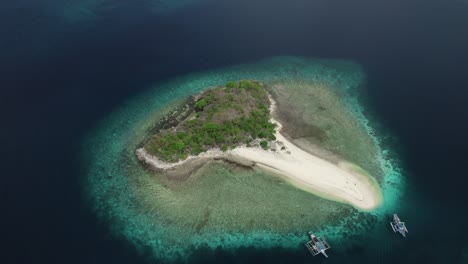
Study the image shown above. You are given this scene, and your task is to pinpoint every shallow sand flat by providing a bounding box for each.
[138,119,383,210]
[230,125,383,210]
[137,94,383,211]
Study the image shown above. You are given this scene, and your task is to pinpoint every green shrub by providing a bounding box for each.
[239,80,250,89]
[144,80,277,162]
[258,131,266,138]
[240,80,260,90]
[177,131,187,139]
[226,81,237,89]
[234,104,244,113]
[195,99,208,110]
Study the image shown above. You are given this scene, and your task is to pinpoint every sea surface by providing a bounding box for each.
[2,0,468,263]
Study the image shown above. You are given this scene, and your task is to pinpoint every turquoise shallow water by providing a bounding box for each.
[82,56,405,261]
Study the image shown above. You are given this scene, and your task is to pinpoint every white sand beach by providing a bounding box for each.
[229,122,382,210]
[137,94,383,211]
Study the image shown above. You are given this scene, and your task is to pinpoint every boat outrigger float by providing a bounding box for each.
[305,232,331,258]
[390,214,408,237]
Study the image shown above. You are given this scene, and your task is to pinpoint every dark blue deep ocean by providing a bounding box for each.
[2,0,467,263]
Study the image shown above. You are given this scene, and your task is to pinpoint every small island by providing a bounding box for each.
[85,57,402,261]
[137,80,382,210]
[141,80,276,162]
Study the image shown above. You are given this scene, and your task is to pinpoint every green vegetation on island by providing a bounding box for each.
[143,80,276,162]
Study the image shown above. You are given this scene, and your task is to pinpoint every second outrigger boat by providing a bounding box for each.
[390,214,408,237]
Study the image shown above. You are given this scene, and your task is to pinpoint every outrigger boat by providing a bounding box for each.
[390,214,408,237]
[305,232,331,258]
[303,215,408,257]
